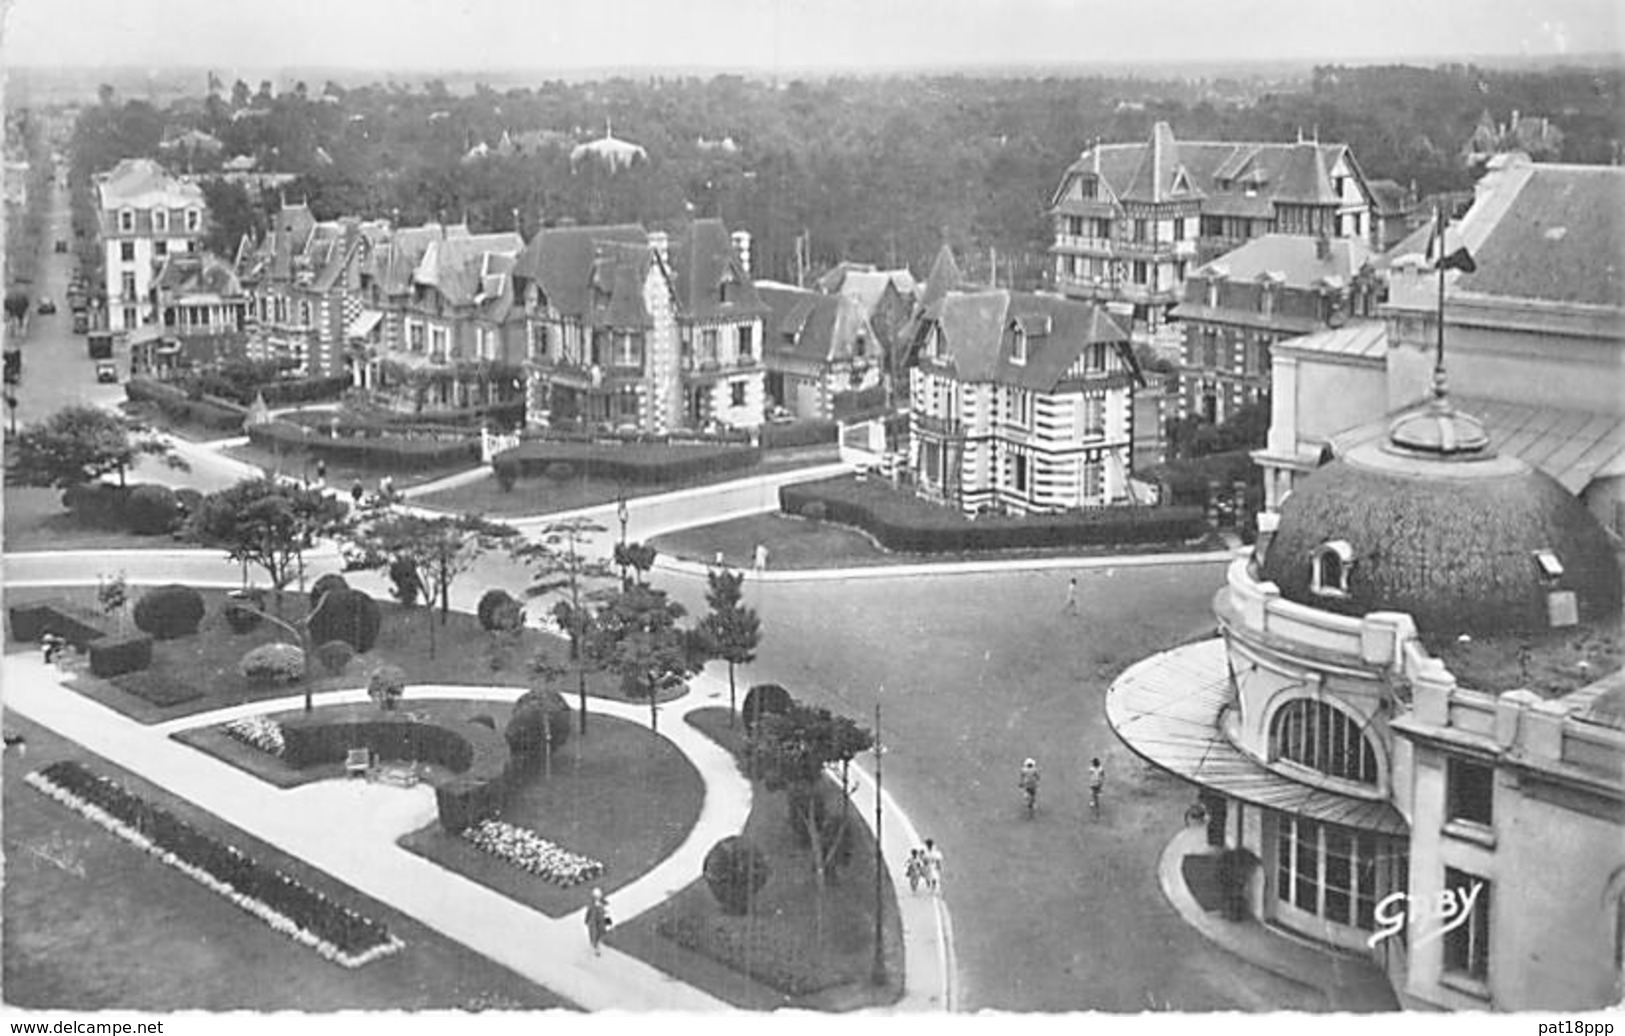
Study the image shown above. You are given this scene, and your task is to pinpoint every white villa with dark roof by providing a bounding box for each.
[96,158,208,333]
[908,289,1141,515]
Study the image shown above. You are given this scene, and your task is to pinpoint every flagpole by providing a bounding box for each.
[1434,200,1447,400]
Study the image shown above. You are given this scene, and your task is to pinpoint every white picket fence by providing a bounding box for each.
[480,427,522,464]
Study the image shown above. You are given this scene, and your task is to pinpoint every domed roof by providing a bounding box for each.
[1259,397,1622,636]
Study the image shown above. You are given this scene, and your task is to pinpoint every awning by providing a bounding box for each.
[1107,638,1408,835]
[346,309,384,340]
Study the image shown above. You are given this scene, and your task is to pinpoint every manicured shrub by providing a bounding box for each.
[741,683,794,734]
[545,461,574,482]
[505,687,572,760]
[309,573,349,608]
[367,664,407,710]
[223,589,266,634]
[760,418,838,451]
[173,487,204,518]
[477,589,524,632]
[240,643,305,685]
[495,463,517,492]
[9,600,111,647]
[801,500,827,522]
[8,602,54,643]
[125,484,180,535]
[246,420,476,471]
[703,835,770,915]
[88,633,153,677]
[388,558,422,606]
[314,639,354,675]
[132,584,205,640]
[492,439,760,486]
[308,587,382,653]
[62,483,131,528]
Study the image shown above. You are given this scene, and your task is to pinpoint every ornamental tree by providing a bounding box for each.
[511,516,615,735]
[586,583,695,736]
[749,701,873,889]
[348,511,519,658]
[7,405,186,490]
[612,540,657,586]
[695,567,761,727]
[189,478,351,616]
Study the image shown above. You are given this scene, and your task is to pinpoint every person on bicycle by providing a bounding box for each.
[1088,757,1105,815]
[1019,758,1041,815]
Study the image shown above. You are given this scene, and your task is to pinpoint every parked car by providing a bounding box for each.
[36,297,56,315]
[95,360,118,384]
[54,239,67,254]
[71,311,89,334]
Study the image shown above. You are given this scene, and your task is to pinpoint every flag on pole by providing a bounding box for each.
[1427,210,1477,273]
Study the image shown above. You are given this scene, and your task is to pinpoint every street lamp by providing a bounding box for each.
[870,697,887,986]
[615,492,629,586]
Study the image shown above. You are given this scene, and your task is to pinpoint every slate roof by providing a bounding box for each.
[1454,163,1625,309]
[932,290,1132,392]
[839,269,917,314]
[97,158,204,210]
[1190,233,1376,290]
[758,284,874,366]
[513,223,649,319]
[918,244,965,320]
[666,218,767,321]
[414,231,523,307]
[154,253,243,297]
[588,241,656,329]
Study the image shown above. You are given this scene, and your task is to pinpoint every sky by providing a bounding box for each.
[1,0,1621,74]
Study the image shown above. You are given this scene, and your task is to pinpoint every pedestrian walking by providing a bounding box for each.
[922,838,944,895]
[1062,576,1079,614]
[1088,757,1105,816]
[41,632,65,665]
[1019,757,1041,816]
[315,458,327,488]
[753,542,769,574]
[350,480,364,506]
[585,888,612,955]
[905,848,926,894]
[379,475,395,503]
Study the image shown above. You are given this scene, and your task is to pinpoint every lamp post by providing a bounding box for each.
[615,493,629,586]
[870,697,887,986]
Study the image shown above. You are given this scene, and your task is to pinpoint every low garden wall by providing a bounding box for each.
[279,707,513,831]
[780,476,1208,553]
[247,420,479,470]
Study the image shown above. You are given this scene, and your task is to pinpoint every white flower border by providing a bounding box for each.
[25,770,403,968]
[462,818,605,887]
[222,715,286,757]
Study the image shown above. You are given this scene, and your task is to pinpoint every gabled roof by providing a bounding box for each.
[414,231,523,307]
[918,244,965,319]
[666,218,767,321]
[154,253,243,298]
[1190,233,1376,290]
[587,241,657,329]
[932,290,1131,392]
[514,223,649,318]
[96,158,204,210]
[839,269,918,315]
[1120,121,1204,204]
[758,284,874,366]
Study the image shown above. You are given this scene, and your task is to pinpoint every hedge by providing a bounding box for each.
[61,483,132,528]
[742,683,794,734]
[8,600,113,649]
[760,419,838,451]
[278,711,511,832]
[246,420,477,471]
[778,477,1207,553]
[125,378,248,431]
[26,761,400,966]
[307,588,381,654]
[115,671,203,706]
[283,402,525,432]
[248,376,351,408]
[703,835,771,916]
[492,440,760,486]
[125,484,180,535]
[89,632,153,678]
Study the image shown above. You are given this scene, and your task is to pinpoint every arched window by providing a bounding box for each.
[1311,540,1352,597]
[1271,698,1378,784]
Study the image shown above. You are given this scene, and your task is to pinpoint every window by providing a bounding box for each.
[119,208,135,233]
[153,208,169,233]
[1312,540,1353,597]
[738,324,754,361]
[121,272,137,302]
[1442,868,1491,983]
[186,208,201,232]
[1092,217,1111,239]
[615,388,639,421]
[1276,817,1382,930]
[1082,396,1104,436]
[430,327,447,359]
[1082,458,1102,500]
[1012,326,1027,365]
[701,328,719,365]
[1012,452,1028,493]
[1447,758,1494,828]
[121,241,136,262]
[1201,329,1219,370]
[1011,389,1031,428]
[1173,218,1186,241]
[154,240,168,257]
[1132,219,1147,242]
[1132,261,1148,285]
[614,333,641,368]
[408,323,425,352]
[730,381,746,408]
[299,301,311,327]
[1087,342,1107,372]
[1271,698,1379,784]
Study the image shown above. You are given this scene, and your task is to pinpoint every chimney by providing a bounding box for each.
[649,230,669,263]
[730,229,751,277]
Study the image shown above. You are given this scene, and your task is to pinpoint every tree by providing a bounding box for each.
[696,568,761,726]
[97,571,129,634]
[7,406,186,490]
[511,517,615,736]
[750,701,873,890]
[4,290,27,327]
[349,511,518,658]
[231,80,251,109]
[199,178,261,257]
[586,583,695,736]
[612,540,657,586]
[189,478,350,615]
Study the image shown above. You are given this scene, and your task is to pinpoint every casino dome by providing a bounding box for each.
[1258,394,1622,637]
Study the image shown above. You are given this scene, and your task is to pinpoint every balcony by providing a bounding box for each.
[914,412,967,439]
[681,353,757,380]
[1052,233,1114,254]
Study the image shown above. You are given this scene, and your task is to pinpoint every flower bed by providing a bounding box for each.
[222,715,287,757]
[655,913,842,996]
[461,819,604,887]
[26,760,401,967]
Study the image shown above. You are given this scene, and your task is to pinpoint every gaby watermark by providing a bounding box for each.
[1366,880,1484,950]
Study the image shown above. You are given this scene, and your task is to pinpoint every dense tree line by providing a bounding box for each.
[68,64,1622,288]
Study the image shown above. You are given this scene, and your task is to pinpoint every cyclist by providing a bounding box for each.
[1088,757,1105,816]
[1018,758,1041,815]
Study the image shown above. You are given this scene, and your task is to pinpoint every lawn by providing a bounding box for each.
[6,586,681,726]
[2,485,178,553]
[415,444,840,518]
[609,706,904,1012]
[653,510,1228,570]
[398,709,704,918]
[2,714,568,1011]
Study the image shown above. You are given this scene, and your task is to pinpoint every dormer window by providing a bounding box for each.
[186,208,201,233]
[1012,325,1027,365]
[119,208,135,233]
[1533,550,1564,581]
[1311,540,1352,598]
[153,208,169,233]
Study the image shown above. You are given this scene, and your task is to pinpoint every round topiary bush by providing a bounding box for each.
[132,584,206,640]
[703,835,770,915]
[505,687,572,761]
[801,500,828,522]
[545,461,575,482]
[741,683,794,734]
[125,484,180,535]
[477,589,523,632]
[240,642,305,685]
[307,587,382,653]
[388,557,422,606]
[367,664,406,710]
[309,572,349,608]
[494,461,518,492]
[314,639,354,675]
